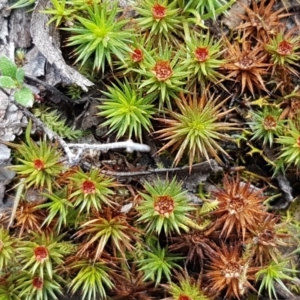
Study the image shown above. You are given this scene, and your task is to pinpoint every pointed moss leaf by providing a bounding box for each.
[8,0,35,9]
[0,76,17,89]
[16,68,25,84]
[0,56,17,79]
[14,87,34,107]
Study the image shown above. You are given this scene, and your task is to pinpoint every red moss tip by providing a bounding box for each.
[152,3,167,19]
[195,47,209,62]
[154,195,175,216]
[153,61,173,81]
[178,295,191,300]
[277,40,293,56]
[34,246,48,262]
[33,159,45,171]
[131,48,143,62]
[32,276,44,289]
[82,180,96,194]
[263,115,277,130]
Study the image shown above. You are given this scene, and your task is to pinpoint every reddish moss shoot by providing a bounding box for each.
[195,47,209,62]
[263,115,277,130]
[34,246,48,262]
[277,40,293,56]
[178,295,191,300]
[131,48,143,62]
[82,180,96,194]
[154,195,175,216]
[152,3,167,19]
[153,61,173,81]
[33,159,45,171]
[32,277,44,289]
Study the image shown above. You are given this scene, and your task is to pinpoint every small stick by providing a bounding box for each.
[7,178,25,228]
[12,99,151,165]
[67,140,150,153]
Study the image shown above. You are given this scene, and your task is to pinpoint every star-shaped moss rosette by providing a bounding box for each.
[40,0,76,27]
[13,201,46,237]
[136,177,194,235]
[256,259,299,300]
[155,92,238,171]
[185,31,226,90]
[169,227,216,269]
[205,243,257,299]
[235,0,290,42]
[246,214,288,266]
[63,1,132,72]
[138,243,183,286]
[276,120,300,170]
[249,107,286,147]
[16,271,64,300]
[223,38,270,95]
[167,272,210,300]
[18,233,68,280]
[115,35,156,72]
[210,174,269,241]
[265,28,300,77]
[69,168,115,213]
[75,207,141,261]
[8,121,63,193]
[133,46,189,110]
[135,0,183,46]
[97,78,156,142]
[38,188,74,233]
[69,259,114,300]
